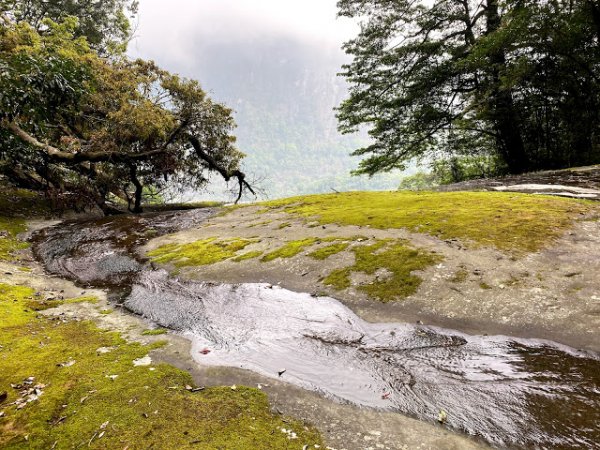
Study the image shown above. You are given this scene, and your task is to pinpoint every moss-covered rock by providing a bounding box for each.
[260,191,597,253]
[148,238,258,267]
[0,283,323,449]
[323,240,442,302]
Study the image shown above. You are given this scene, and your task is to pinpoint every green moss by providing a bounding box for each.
[0,216,29,261]
[247,220,272,228]
[480,282,492,290]
[450,267,469,283]
[233,250,264,262]
[323,240,441,302]
[260,191,597,253]
[24,295,98,312]
[99,309,113,315]
[0,187,50,218]
[308,242,351,260]
[17,266,32,272]
[277,222,291,229]
[261,238,319,262]
[0,283,323,449]
[148,238,258,268]
[65,296,99,305]
[142,328,168,336]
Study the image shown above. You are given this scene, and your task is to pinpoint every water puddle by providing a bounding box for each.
[33,211,600,449]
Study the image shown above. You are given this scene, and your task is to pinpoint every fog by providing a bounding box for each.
[129,0,357,66]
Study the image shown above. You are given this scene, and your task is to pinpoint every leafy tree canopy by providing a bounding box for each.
[0,0,137,52]
[337,0,600,176]
[0,17,253,213]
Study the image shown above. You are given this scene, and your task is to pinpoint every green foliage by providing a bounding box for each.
[323,240,441,302]
[261,191,596,253]
[398,172,440,191]
[430,155,506,185]
[148,238,257,267]
[0,0,138,53]
[0,16,248,214]
[337,0,600,175]
[0,283,323,448]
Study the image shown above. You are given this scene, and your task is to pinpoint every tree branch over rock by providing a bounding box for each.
[0,17,255,213]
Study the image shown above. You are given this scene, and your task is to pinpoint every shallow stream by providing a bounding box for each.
[33,210,600,449]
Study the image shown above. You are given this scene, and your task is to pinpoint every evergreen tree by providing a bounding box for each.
[337,0,600,176]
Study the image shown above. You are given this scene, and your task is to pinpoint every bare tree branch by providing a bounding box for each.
[188,136,256,204]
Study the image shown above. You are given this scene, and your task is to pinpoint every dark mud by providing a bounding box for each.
[33,211,600,449]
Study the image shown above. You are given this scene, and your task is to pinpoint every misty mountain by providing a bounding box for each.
[177,34,403,198]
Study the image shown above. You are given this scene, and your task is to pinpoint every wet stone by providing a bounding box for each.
[32,209,600,449]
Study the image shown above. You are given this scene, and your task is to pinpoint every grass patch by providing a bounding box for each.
[148,238,257,268]
[0,283,323,449]
[142,328,168,336]
[261,238,319,262]
[323,240,441,302]
[260,191,596,253]
[277,222,291,230]
[0,217,29,261]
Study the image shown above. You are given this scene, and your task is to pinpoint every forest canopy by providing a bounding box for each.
[337,0,600,177]
[0,3,253,213]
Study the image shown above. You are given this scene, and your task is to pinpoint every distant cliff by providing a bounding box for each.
[182,35,404,198]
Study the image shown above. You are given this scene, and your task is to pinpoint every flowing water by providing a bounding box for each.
[33,210,600,449]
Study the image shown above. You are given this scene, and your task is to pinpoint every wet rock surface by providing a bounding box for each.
[33,210,600,449]
[439,165,600,199]
[33,208,215,287]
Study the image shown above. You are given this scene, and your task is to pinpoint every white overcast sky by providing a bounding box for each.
[129,0,358,63]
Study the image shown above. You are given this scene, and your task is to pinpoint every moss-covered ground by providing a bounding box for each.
[261,238,319,262]
[323,240,442,302]
[0,283,323,449]
[0,187,51,218]
[0,186,52,261]
[308,242,350,260]
[147,237,258,267]
[260,191,596,252]
[0,217,29,261]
